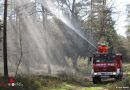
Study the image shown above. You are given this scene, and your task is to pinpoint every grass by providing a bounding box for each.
[0,75,106,90]
[0,75,93,90]
[105,77,130,90]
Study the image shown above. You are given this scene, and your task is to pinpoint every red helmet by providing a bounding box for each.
[98,45,108,53]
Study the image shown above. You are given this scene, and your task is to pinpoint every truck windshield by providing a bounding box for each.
[94,54,115,63]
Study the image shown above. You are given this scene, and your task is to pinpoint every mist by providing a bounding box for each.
[1,0,97,77]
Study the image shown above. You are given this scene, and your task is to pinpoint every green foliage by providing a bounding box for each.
[83,0,125,54]
[126,4,130,37]
[123,64,130,72]
[106,77,130,90]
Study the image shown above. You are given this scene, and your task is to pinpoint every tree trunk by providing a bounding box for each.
[47,64,51,75]
[3,0,8,78]
[72,56,78,71]
[72,0,75,17]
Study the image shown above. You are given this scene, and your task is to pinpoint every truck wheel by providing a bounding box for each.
[93,76,101,84]
[115,75,122,81]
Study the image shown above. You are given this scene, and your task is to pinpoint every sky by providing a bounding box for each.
[110,0,130,37]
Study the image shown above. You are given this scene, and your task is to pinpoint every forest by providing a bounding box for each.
[0,0,130,90]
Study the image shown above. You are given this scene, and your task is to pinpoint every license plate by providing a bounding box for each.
[102,73,105,75]
[101,72,112,75]
[101,76,109,78]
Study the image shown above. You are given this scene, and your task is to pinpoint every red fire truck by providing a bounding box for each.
[91,42,123,84]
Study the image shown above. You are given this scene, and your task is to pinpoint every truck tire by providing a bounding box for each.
[93,76,101,84]
[115,75,122,81]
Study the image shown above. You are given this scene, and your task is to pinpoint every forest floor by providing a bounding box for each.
[0,63,130,90]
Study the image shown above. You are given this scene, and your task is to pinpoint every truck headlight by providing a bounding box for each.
[94,73,97,75]
[113,72,116,75]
